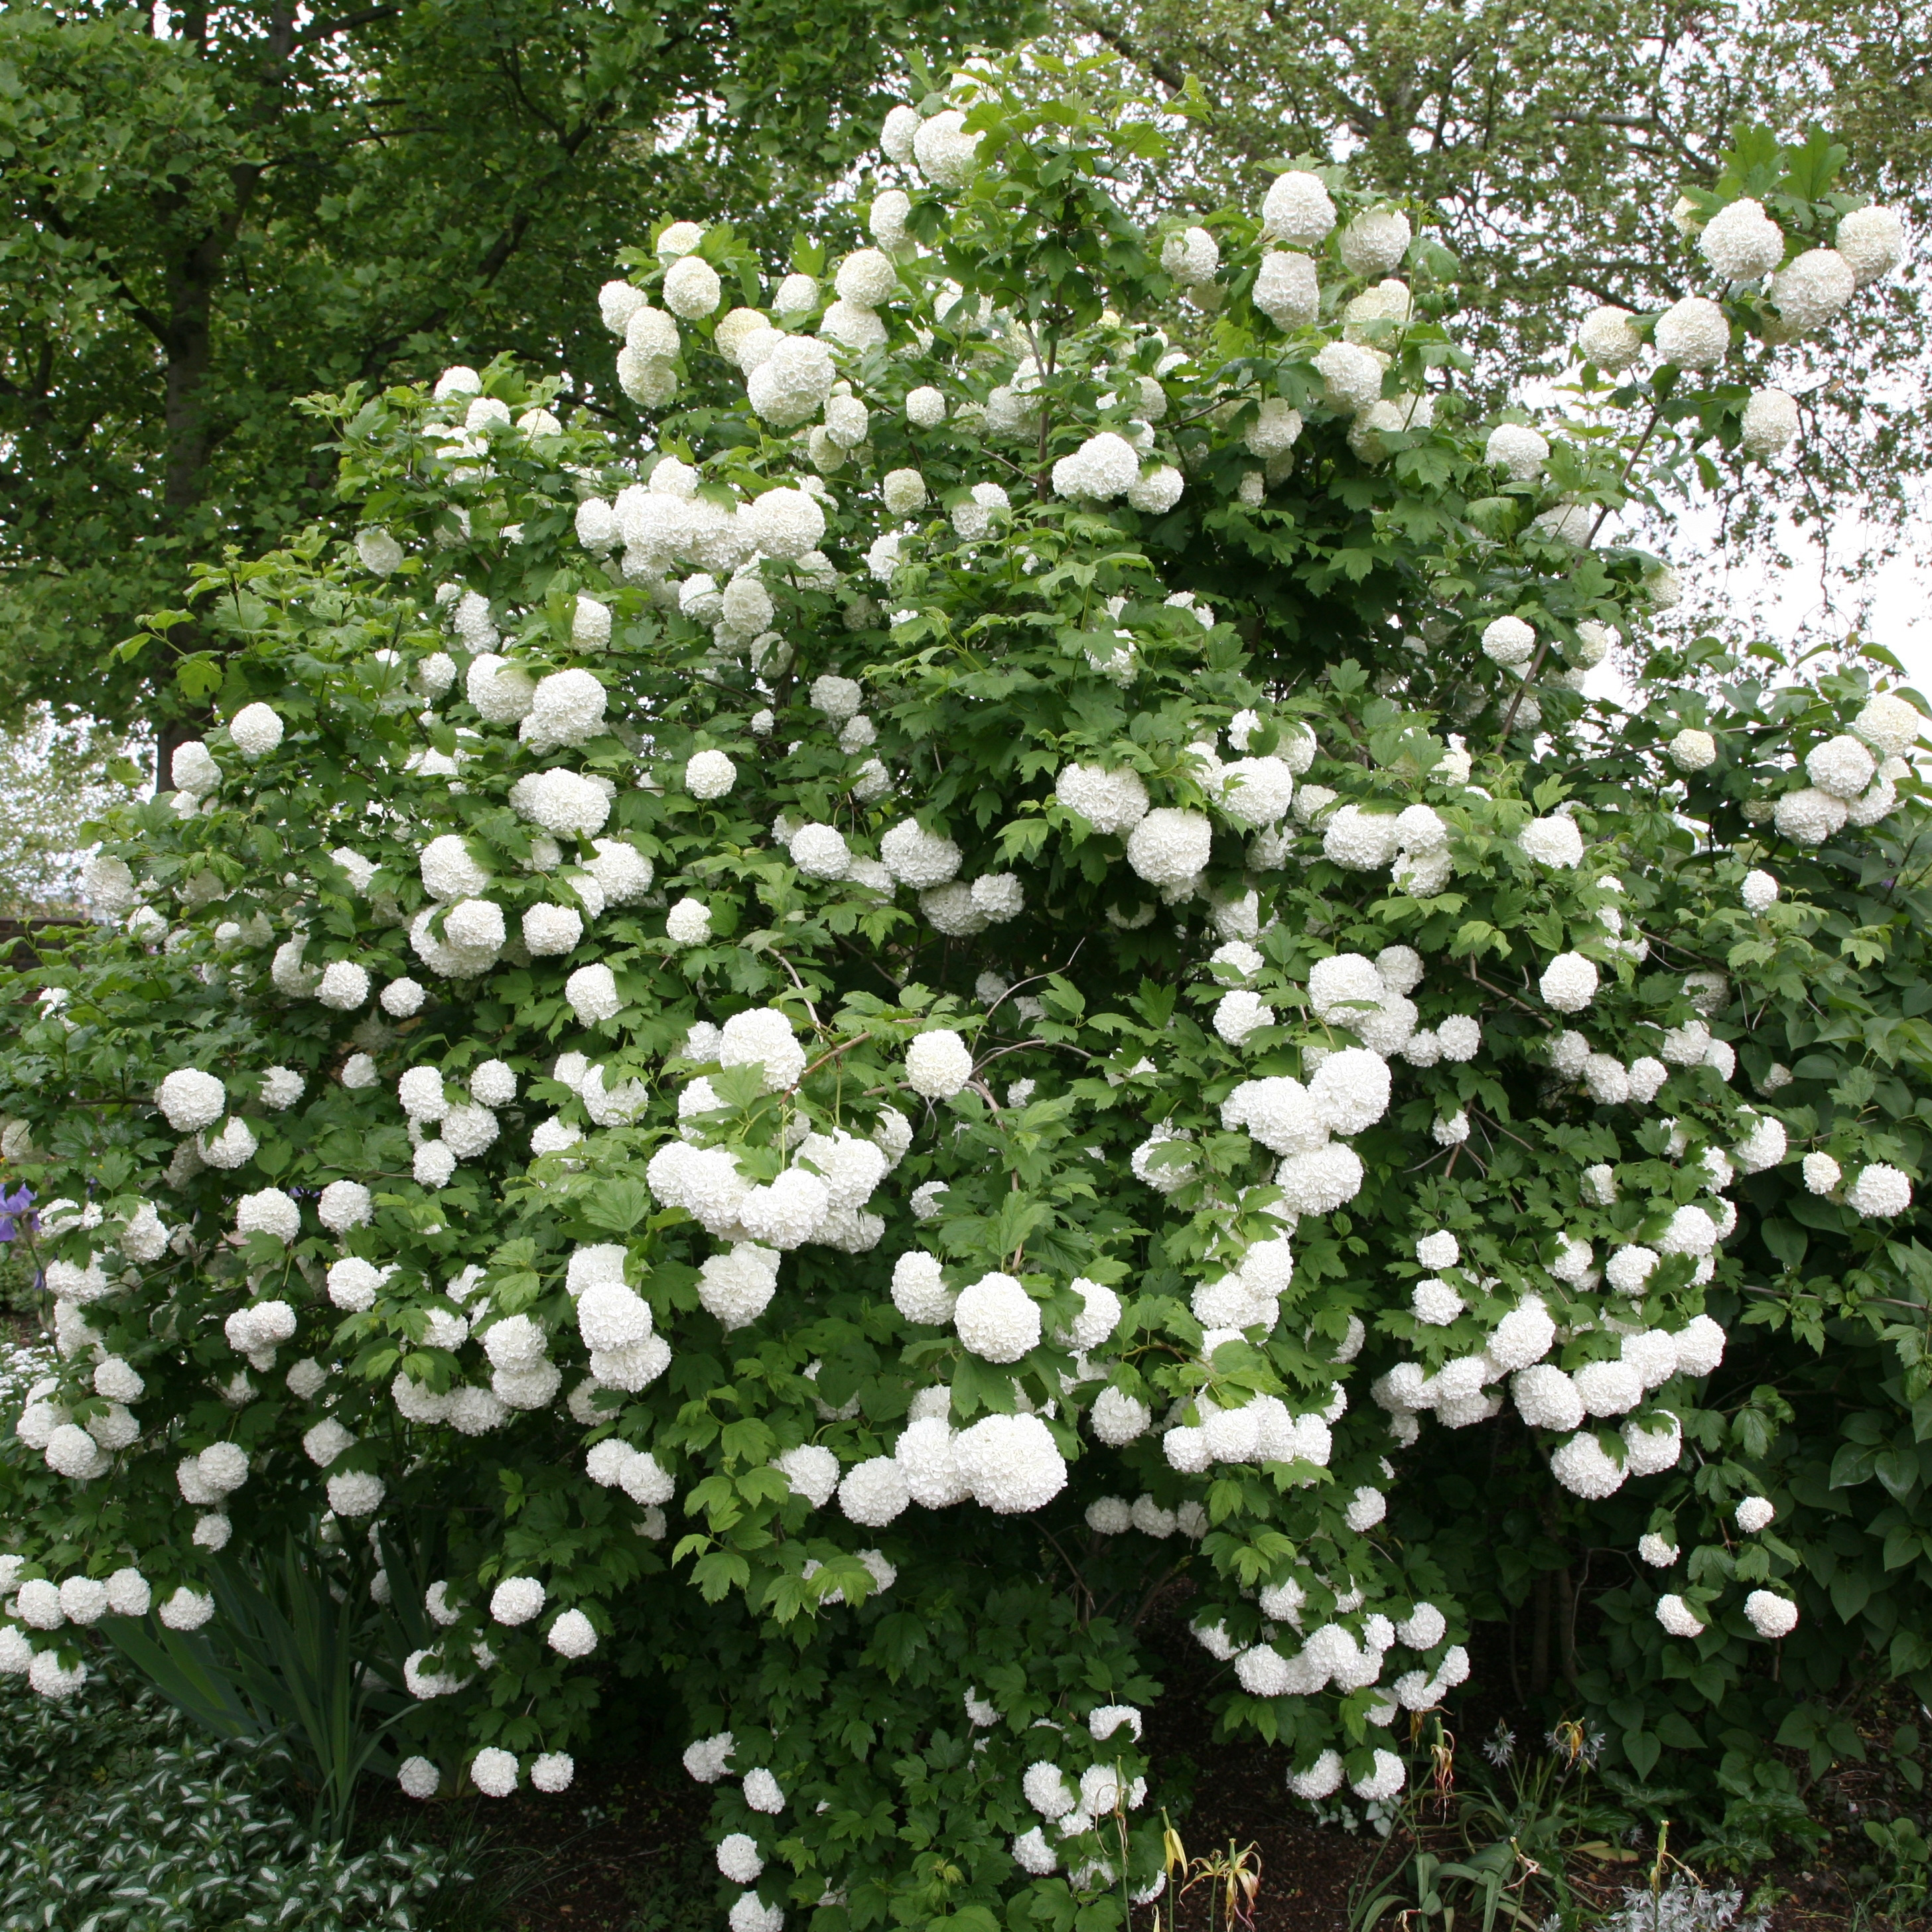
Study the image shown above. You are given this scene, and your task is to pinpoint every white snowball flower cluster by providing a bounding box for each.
[953,1272,1040,1363]
[1052,432,1144,502]
[1540,952,1599,1013]
[1655,295,1730,368]
[1769,249,1854,334]
[1698,198,1785,281]
[1126,809,1211,887]
[1846,1164,1912,1218]
[1745,1591,1799,1638]
[904,1030,973,1099]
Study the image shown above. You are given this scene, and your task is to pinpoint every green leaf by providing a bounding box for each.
[581,1180,654,1234]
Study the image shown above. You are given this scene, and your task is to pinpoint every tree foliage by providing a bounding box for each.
[0,0,1029,733]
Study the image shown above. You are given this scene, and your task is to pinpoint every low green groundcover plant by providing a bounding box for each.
[1,46,1928,1931]
[0,1665,471,1931]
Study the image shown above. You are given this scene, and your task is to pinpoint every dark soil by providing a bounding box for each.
[389,1659,1925,1932]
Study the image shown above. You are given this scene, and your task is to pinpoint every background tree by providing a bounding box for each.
[0,0,1031,748]
[0,711,147,917]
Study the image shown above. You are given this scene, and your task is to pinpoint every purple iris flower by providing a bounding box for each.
[0,1184,34,1243]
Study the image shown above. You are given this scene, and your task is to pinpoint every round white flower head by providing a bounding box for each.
[490,1576,546,1625]
[661,898,711,947]
[399,1756,441,1799]
[1322,805,1401,870]
[1654,295,1730,368]
[566,963,623,1024]
[1847,1164,1912,1218]
[890,1251,955,1326]
[914,108,981,187]
[1773,786,1848,846]
[471,1747,519,1797]
[1540,953,1599,1013]
[728,1898,782,1932]
[837,1456,910,1527]
[171,740,222,797]
[1518,815,1584,868]
[1637,1532,1679,1568]
[1286,1750,1344,1801]
[1245,397,1305,460]
[1851,693,1922,758]
[1057,764,1150,835]
[466,654,535,724]
[1126,808,1211,886]
[742,482,827,560]
[1740,387,1799,458]
[1309,1047,1391,1134]
[1836,204,1907,287]
[1314,341,1384,411]
[1745,1591,1799,1639]
[158,1586,216,1630]
[720,1008,807,1092]
[1669,728,1718,771]
[1699,197,1785,281]
[772,1443,839,1509]
[525,668,608,750]
[954,1272,1040,1363]
[317,1180,372,1233]
[661,253,722,319]
[547,1608,598,1657]
[1734,1496,1776,1535]
[229,702,284,760]
[328,1257,383,1312]
[736,1767,787,1819]
[904,1029,973,1099]
[898,383,948,431]
[835,246,898,307]
[1577,305,1642,370]
[1807,734,1878,800]
[1351,1750,1406,1802]
[882,468,928,519]
[1769,248,1854,334]
[953,1413,1068,1514]
[236,1188,301,1245]
[157,1067,226,1132]
[1340,208,1411,277]
[717,1831,767,1888]
[1254,250,1320,328]
[683,1732,736,1783]
[1262,171,1336,245]
[880,819,963,888]
[1217,756,1296,827]
[1656,1594,1706,1639]
[1052,431,1142,502]
[686,749,737,800]
[28,1651,89,1698]
[356,527,405,573]
[1346,1485,1387,1531]
[1485,424,1549,481]
[326,1470,385,1516]
[1551,1430,1627,1498]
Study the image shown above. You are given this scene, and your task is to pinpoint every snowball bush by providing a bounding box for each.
[0,60,1921,1927]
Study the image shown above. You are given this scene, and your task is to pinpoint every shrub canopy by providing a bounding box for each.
[3,50,1929,1916]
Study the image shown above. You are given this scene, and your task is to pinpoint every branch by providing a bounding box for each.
[296,5,401,44]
